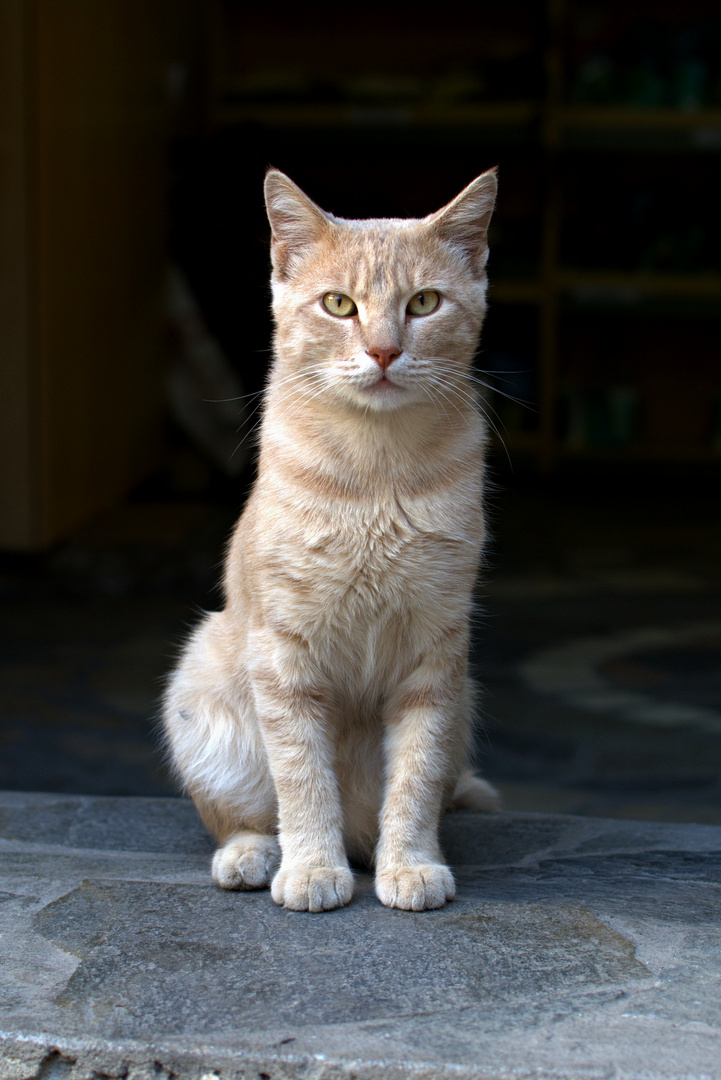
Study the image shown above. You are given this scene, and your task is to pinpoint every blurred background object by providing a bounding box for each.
[1,0,719,819]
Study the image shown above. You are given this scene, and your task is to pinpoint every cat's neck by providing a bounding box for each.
[259,375,485,498]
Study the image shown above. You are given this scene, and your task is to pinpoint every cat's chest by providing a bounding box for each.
[316,506,415,589]
[286,489,481,613]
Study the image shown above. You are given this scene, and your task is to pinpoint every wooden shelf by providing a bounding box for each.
[558,107,721,132]
[489,274,721,308]
[557,271,721,302]
[213,100,541,130]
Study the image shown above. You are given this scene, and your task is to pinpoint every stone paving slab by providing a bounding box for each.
[1,792,721,1080]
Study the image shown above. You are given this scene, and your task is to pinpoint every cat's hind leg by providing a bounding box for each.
[210,830,280,890]
[192,793,280,891]
[163,612,279,891]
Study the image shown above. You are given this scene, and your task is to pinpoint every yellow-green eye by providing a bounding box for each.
[322,292,357,318]
[407,290,440,317]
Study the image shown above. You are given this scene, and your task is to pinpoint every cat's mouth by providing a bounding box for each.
[368,374,399,392]
[350,367,412,410]
[349,374,405,410]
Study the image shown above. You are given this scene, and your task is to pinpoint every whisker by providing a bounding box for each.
[419,354,535,411]
[471,377,535,410]
[226,366,331,460]
[421,379,464,427]
[422,368,513,466]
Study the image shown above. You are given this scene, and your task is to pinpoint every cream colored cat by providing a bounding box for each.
[163,168,500,912]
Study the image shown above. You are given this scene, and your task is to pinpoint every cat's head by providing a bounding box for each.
[264,169,497,415]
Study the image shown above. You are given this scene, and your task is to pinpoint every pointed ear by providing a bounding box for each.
[426,169,498,274]
[264,169,331,278]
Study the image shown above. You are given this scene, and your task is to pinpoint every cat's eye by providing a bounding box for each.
[407,290,440,317]
[322,292,357,318]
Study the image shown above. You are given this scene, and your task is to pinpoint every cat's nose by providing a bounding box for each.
[366,346,401,371]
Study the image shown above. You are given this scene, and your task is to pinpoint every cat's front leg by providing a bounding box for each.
[375,653,464,911]
[251,636,353,912]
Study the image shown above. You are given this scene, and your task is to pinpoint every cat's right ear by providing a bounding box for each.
[264,170,330,279]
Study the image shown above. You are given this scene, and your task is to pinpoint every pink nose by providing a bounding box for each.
[366,347,401,371]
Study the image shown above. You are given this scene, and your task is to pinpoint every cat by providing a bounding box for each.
[163,168,500,912]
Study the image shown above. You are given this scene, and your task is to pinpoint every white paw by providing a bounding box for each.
[212,833,280,890]
[375,863,455,910]
[271,863,354,912]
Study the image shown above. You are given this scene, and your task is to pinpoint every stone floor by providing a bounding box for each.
[2,791,721,1080]
[1,476,721,1079]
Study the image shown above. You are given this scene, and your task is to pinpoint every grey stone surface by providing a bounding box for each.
[2,792,721,1079]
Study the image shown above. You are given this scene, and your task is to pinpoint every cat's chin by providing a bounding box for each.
[344,378,417,413]
[356,391,410,413]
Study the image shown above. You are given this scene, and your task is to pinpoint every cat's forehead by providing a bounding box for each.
[302,218,464,294]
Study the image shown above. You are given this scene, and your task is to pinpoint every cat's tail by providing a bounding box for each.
[450,770,501,812]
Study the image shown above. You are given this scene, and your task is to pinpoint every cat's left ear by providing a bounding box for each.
[426,169,498,275]
[264,169,331,279]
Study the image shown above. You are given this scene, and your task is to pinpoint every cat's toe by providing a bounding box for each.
[212,833,280,890]
[271,863,354,912]
[375,863,455,911]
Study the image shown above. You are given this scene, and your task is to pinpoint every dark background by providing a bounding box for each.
[1,0,720,820]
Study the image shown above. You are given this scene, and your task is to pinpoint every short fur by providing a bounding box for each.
[163,169,500,912]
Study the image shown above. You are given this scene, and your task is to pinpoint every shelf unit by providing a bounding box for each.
[197,0,721,473]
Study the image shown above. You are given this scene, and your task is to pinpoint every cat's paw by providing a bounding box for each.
[212,832,280,890]
[271,862,354,912]
[375,863,455,911]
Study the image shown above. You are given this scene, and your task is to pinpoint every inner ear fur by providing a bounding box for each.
[426,169,498,273]
[264,169,331,278]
